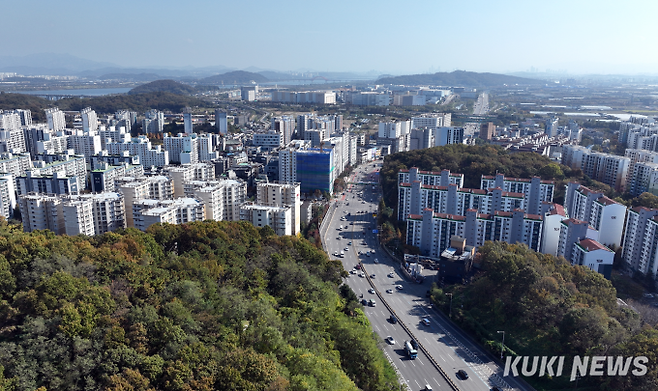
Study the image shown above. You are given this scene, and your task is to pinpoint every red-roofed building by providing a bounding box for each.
[572,238,614,279]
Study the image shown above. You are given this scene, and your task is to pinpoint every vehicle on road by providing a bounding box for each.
[370,274,376,278]
[368,288,375,294]
[385,336,396,345]
[404,340,418,359]
[456,370,468,380]
[386,289,393,294]
[423,385,433,391]
[361,299,368,305]
[410,339,418,349]
[368,299,376,307]
[387,273,395,278]
[422,318,430,326]
[389,315,397,324]
[395,285,403,290]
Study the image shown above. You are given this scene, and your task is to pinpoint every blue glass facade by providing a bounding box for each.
[296,149,334,194]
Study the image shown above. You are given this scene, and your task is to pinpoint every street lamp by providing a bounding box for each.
[446,293,453,318]
[497,330,505,360]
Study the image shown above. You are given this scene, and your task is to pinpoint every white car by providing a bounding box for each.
[386,289,393,294]
[395,285,403,290]
[385,336,396,345]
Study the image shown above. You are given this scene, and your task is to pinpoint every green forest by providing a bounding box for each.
[0,220,398,391]
[430,242,658,390]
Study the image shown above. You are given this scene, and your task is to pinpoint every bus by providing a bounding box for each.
[405,341,418,359]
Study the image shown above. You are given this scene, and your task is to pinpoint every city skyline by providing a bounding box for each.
[3,0,658,76]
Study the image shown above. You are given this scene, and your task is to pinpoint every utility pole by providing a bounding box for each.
[497,330,505,360]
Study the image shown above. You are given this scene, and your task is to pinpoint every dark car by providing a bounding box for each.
[457,370,469,380]
[389,315,397,324]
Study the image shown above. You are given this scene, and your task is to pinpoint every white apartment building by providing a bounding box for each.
[564,183,626,247]
[562,145,630,192]
[378,121,410,139]
[271,116,294,145]
[398,167,464,188]
[0,173,16,219]
[18,193,64,233]
[116,176,174,228]
[164,133,199,164]
[481,174,555,215]
[197,134,217,162]
[68,130,102,161]
[256,182,300,235]
[240,203,292,236]
[80,107,98,132]
[143,110,164,133]
[435,127,465,147]
[406,208,543,256]
[629,162,658,196]
[45,108,66,132]
[0,153,32,180]
[411,113,452,130]
[622,207,658,274]
[540,203,567,256]
[106,136,169,167]
[37,132,69,155]
[253,132,282,149]
[62,192,125,236]
[133,197,206,231]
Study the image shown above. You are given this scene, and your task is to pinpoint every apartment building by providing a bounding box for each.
[45,108,66,132]
[562,145,630,191]
[564,183,626,247]
[256,182,301,235]
[164,133,199,164]
[240,203,292,236]
[557,218,613,278]
[106,136,169,167]
[406,208,543,256]
[480,173,555,215]
[622,207,658,274]
[133,198,206,231]
[629,162,658,196]
[18,193,64,233]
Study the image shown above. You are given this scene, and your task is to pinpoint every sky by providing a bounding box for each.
[3,0,658,75]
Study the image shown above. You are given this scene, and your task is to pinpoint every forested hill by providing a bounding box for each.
[0,221,397,390]
[376,70,544,87]
[128,79,197,95]
[0,92,208,121]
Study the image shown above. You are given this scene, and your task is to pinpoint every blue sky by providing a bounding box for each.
[3,0,658,75]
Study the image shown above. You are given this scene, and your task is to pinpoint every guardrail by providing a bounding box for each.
[361,263,461,391]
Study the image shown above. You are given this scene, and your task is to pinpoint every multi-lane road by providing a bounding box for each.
[321,162,533,391]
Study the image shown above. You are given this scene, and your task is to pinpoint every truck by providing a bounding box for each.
[404,340,418,359]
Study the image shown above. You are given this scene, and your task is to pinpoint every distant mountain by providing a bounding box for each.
[98,73,162,82]
[199,70,269,85]
[128,79,196,95]
[0,53,116,75]
[376,70,545,87]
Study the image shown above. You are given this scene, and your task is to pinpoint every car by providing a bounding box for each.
[362,201,366,204]
[422,318,430,326]
[359,273,365,278]
[424,385,433,391]
[389,315,397,324]
[366,252,371,257]
[349,270,355,274]
[344,247,348,251]
[336,236,341,240]
[348,241,352,245]
[374,259,379,264]
[490,387,502,391]
[361,299,368,305]
[395,285,403,290]
[456,370,468,380]
[410,339,418,349]
[368,288,375,294]
[349,222,353,225]
[385,336,396,345]
[386,289,393,294]
[370,274,376,278]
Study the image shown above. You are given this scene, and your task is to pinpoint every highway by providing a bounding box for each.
[321,162,534,391]
[473,93,489,115]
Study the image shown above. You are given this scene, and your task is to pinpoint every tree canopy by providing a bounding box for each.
[0,220,398,391]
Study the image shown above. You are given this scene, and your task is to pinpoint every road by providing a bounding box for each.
[321,161,534,391]
[473,93,489,115]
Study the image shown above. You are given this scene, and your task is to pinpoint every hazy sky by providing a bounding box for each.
[4,0,658,75]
